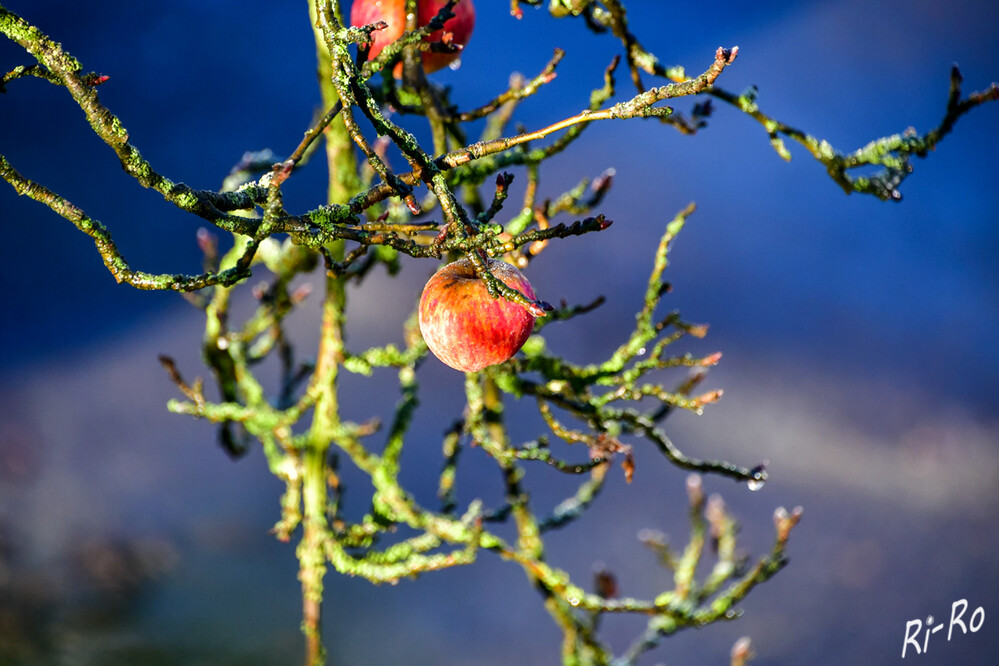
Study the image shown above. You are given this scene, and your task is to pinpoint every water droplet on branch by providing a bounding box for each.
[746,462,768,491]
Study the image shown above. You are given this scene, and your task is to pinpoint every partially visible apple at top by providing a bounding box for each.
[350,0,476,75]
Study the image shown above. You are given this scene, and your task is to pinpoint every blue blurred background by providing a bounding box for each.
[2,1,998,664]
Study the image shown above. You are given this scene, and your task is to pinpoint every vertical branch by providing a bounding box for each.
[298,2,363,664]
[309,1,362,207]
[402,0,449,157]
[466,372,606,663]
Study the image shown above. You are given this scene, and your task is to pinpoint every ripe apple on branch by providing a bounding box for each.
[419,257,539,372]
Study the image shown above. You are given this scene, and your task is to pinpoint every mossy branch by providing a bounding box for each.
[534,0,999,200]
[0,153,258,291]
[708,67,999,200]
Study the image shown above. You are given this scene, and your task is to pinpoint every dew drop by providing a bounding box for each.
[747,462,768,491]
[448,58,463,72]
[637,347,647,356]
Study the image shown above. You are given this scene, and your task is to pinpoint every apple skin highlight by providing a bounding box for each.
[419,258,537,372]
[350,0,476,75]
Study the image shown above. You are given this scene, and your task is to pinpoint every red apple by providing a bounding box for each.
[350,0,476,76]
[419,258,537,372]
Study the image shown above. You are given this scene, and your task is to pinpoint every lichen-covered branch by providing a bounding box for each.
[707,67,999,200]
[532,0,999,200]
[0,153,258,291]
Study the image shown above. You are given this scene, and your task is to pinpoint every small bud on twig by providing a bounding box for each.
[686,474,704,509]
[730,636,754,665]
[593,565,618,599]
[773,505,803,543]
